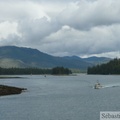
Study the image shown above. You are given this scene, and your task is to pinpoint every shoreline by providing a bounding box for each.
[0,75,23,79]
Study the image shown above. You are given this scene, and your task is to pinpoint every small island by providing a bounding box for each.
[0,85,27,96]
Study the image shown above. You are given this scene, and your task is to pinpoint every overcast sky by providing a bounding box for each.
[0,0,120,58]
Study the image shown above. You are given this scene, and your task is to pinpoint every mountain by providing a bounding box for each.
[0,46,111,69]
[83,56,111,65]
[0,46,58,68]
[0,58,26,68]
[0,46,92,69]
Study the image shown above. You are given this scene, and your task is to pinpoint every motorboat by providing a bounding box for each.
[94,81,102,89]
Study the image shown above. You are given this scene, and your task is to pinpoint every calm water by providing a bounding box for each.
[0,74,120,120]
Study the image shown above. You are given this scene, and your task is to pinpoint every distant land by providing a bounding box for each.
[0,46,111,70]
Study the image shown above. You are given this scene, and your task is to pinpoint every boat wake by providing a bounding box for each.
[91,84,120,89]
[102,84,120,88]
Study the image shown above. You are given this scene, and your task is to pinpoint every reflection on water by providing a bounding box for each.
[0,74,120,120]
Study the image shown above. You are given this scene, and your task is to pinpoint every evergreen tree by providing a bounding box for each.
[52,67,72,75]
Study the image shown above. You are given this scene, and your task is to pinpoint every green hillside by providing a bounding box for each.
[87,58,120,74]
[0,46,92,69]
[0,58,26,68]
[0,46,111,70]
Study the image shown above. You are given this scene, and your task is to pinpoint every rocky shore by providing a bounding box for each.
[0,85,27,96]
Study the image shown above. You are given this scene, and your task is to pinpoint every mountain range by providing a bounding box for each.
[0,46,111,70]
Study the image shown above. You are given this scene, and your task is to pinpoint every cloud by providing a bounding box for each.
[0,0,53,46]
[0,0,120,58]
[0,21,20,39]
[58,0,120,30]
[40,24,120,57]
[0,1,50,21]
[17,17,61,48]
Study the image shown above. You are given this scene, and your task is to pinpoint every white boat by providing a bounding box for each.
[94,81,102,89]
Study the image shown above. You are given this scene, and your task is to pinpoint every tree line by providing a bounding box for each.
[52,66,72,75]
[0,67,72,75]
[87,58,120,74]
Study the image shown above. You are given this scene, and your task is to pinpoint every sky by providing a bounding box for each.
[0,0,120,58]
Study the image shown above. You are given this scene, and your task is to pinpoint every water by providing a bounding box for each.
[0,74,120,120]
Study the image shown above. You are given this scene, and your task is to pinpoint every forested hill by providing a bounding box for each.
[0,46,92,69]
[87,58,120,74]
[0,46,110,70]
